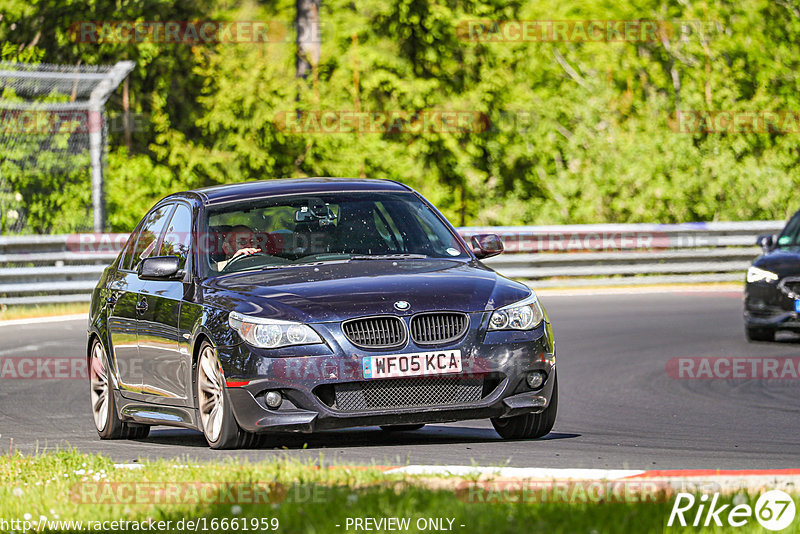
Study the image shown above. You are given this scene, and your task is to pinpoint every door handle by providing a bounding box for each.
[136,297,148,313]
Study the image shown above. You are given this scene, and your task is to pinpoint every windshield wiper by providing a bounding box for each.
[258,259,352,271]
[348,254,428,261]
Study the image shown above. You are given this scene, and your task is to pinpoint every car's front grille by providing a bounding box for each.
[342,316,407,349]
[332,377,483,412]
[410,312,469,345]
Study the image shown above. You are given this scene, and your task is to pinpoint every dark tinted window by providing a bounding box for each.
[130,204,174,271]
[159,203,193,270]
[777,211,800,247]
[119,229,139,271]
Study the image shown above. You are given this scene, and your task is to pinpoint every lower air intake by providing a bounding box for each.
[333,377,483,412]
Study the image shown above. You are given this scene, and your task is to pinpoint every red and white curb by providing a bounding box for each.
[386,466,800,492]
[627,469,800,493]
[388,466,643,480]
[110,462,800,492]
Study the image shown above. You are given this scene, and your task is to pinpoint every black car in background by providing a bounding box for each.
[88,178,558,449]
[744,209,800,341]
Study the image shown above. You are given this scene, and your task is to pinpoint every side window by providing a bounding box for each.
[131,204,174,271]
[119,228,140,271]
[159,204,193,270]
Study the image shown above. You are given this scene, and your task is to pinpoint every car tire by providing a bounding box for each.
[90,339,150,440]
[196,341,260,450]
[491,372,558,440]
[745,326,775,342]
[380,424,425,432]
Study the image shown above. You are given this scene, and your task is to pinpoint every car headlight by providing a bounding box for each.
[228,312,322,348]
[488,293,545,331]
[746,266,778,284]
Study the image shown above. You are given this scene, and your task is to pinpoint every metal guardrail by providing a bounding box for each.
[0,221,786,305]
[0,233,126,305]
[462,221,784,287]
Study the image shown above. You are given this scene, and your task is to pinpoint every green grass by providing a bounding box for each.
[0,450,797,533]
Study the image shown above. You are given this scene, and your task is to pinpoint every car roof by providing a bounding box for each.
[185,178,412,205]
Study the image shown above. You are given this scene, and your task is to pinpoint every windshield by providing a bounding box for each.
[202,191,468,275]
[776,211,800,248]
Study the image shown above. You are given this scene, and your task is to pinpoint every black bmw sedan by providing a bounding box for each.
[744,209,800,341]
[88,179,557,449]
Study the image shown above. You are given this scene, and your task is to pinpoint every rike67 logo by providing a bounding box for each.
[668,490,796,531]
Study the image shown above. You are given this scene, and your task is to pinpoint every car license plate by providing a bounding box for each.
[795,300,800,313]
[362,350,462,379]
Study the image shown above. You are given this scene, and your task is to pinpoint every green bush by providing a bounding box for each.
[2,0,800,232]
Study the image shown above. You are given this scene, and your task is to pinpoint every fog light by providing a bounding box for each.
[526,371,546,389]
[265,391,283,409]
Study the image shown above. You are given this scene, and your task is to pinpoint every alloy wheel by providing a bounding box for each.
[197,345,225,442]
[89,342,110,431]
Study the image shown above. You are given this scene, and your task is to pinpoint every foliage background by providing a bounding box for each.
[1,0,799,232]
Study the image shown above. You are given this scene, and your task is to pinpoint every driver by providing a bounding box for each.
[216,225,262,270]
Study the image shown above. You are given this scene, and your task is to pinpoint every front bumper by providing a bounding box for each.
[218,314,556,434]
[744,279,800,329]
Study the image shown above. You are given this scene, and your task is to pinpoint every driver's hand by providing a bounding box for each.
[231,247,261,259]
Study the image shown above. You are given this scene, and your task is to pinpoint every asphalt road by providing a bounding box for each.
[1,290,798,469]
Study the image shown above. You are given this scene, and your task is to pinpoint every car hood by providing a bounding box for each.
[202,259,531,323]
[753,248,800,278]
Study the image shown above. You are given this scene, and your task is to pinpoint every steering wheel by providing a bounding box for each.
[221,252,269,272]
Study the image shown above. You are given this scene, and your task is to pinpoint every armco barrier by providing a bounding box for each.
[0,221,785,305]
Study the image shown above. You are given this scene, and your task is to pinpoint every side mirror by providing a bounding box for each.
[138,256,183,281]
[756,234,775,253]
[470,234,504,259]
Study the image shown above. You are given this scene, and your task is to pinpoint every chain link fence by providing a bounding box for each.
[0,61,134,234]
